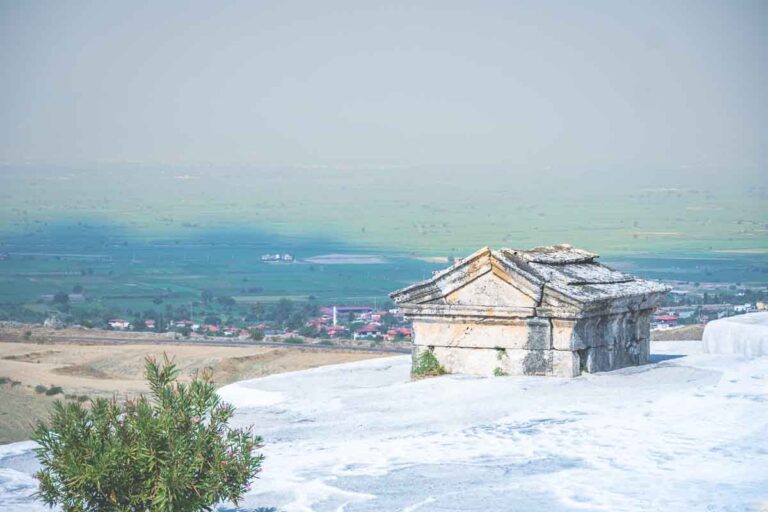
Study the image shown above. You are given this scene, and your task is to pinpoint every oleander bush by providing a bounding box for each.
[33,355,264,511]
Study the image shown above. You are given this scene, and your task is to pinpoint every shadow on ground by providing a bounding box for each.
[219,508,277,512]
[649,354,685,363]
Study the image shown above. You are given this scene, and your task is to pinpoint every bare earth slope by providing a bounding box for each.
[651,324,705,341]
[0,340,389,443]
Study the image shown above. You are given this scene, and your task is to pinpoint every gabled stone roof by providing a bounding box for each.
[390,245,669,317]
[501,245,669,306]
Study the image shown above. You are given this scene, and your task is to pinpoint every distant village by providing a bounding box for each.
[97,290,768,343]
[3,250,765,345]
[26,278,768,344]
[104,304,412,344]
[95,280,768,344]
[651,280,767,329]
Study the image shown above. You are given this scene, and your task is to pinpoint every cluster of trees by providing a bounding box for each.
[43,291,243,332]
[7,281,408,342]
[0,303,47,323]
[60,296,325,335]
[296,323,350,339]
[247,298,319,330]
[200,290,236,309]
[662,285,768,308]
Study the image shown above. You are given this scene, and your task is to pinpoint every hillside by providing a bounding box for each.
[651,324,705,341]
[0,339,388,443]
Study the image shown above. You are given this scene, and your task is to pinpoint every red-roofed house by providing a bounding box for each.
[385,327,412,341]
[354,323,383,339]
[653,314,678,328]
[325,326,348,337]
[109,319,131,330]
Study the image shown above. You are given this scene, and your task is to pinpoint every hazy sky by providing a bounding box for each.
[1,0,766,168]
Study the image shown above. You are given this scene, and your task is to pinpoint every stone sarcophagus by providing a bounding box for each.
[390,245,669,377]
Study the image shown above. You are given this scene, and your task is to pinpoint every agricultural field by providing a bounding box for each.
[0,164,766,321]
[0,227,440,322]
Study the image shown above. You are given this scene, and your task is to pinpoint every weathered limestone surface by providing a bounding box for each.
[414,344,580,377]
[413,319,550,350]
[392,245,669,378]
[551,310,652,351]
[444,271,537,308]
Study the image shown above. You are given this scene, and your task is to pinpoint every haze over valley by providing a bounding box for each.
[0,2,766,510]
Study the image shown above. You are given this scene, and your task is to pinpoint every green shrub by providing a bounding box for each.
[493,367,509,377]
[77,395,89,403]
[34,384,48,394]
[413,349,446,377]
[318,339,333,345]
[284,337,304,344]
[45,386,63,396]
[33,355,264,512]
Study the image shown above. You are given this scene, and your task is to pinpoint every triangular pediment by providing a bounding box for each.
[443,269,537,307]
[390,247,544,307]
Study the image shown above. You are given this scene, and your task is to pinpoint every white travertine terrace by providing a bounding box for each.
[390,244,670,377]
[703,312,768,358]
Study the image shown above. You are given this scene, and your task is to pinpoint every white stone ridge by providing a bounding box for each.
[1,341,766,511]
[703,312,768,357]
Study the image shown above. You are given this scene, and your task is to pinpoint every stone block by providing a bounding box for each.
[578,335,650,374]
[424,346,580,377]
[581,346,614,373]
[552,319,583,350]
[526,318,552,350]
[552,350,580,377]
[413,319,550,350]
